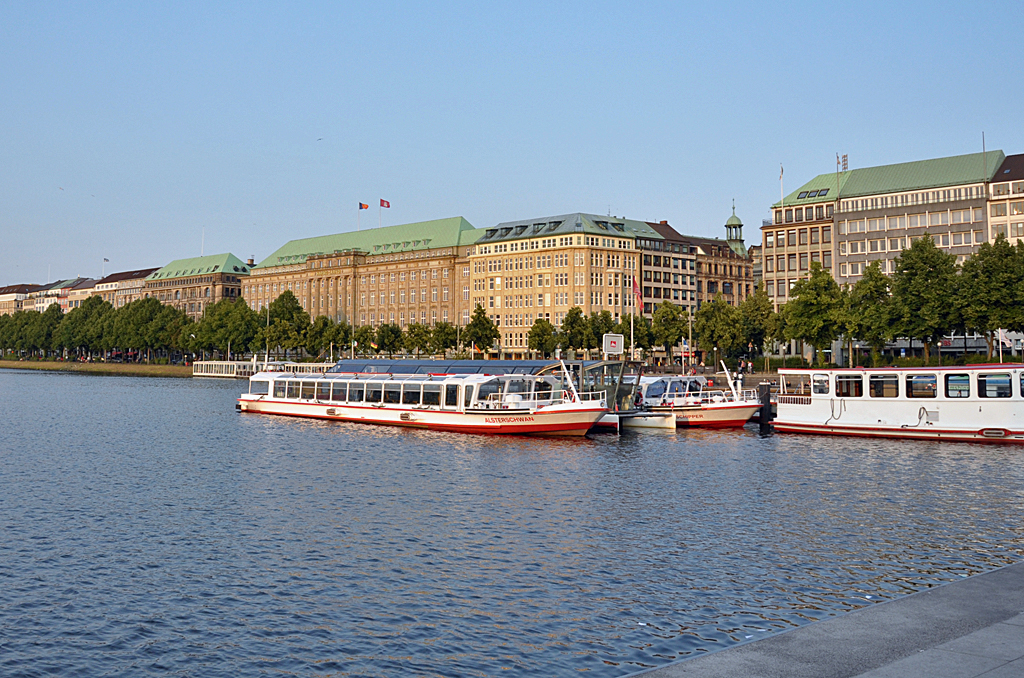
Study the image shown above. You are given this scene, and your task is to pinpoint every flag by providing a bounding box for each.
[632,275,642,306]
[358,202,368,210]
[103,258,109,262]
[370,341,378,349]
[779,164,783,180]
[380,199,390,208]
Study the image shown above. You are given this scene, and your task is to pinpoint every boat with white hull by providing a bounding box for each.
[773,365,1024,444]
[237,364,608,436]
[636,369,761,428]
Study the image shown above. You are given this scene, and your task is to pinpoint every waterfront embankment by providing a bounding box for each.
[629,559,1024,678]
[0,359,192,378]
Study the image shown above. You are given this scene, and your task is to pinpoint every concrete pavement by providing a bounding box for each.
[626,560,1024,678]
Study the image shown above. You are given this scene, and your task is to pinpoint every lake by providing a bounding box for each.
[1,369,1022,676]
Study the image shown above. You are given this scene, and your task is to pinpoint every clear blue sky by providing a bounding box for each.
[2,1,1021,286]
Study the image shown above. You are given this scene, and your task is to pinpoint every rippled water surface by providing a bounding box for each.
[2,369,1023,677]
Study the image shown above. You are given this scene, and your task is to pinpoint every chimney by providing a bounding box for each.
[660,220,668,225]
[247,257,255,266]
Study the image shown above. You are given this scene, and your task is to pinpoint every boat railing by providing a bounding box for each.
[654,388,760,406]
[777,394,812,405]
[478,389,607,410]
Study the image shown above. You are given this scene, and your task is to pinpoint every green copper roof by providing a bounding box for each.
[254,217,479,269]
[773,151,1005,208]
[725,205,742,226]
[148,253,250,281]
[477,213,662,245]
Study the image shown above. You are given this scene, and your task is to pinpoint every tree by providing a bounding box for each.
[739,284,776,358]
[305,315,335,358]
[462,305,499,356]
[329,320,353,356]
[527,318,558,357]
[404,323,433,356]
[890,235,959,362]
[783,262,842,365]
[353,325,376,355]
[652,301,685,363]
[376,323,404,358]
[262,291,309,359]
[589,310,615,343]
[846,262,892,365]
[560,307,594,354]
[430,321,458,356]
[612,313,652,351]
[958,235,1024,358]
[694,295,742,364]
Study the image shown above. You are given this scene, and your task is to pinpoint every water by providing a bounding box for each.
[1,369,1023,677]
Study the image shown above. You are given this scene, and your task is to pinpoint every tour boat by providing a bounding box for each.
[636,371,762,428]
[236,363,608,436]
[773,365,1024,444]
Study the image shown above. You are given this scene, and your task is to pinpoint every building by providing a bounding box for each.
[145,254,249,320]
[467,213,655,356]
[643,221,698,316]
[93,268,159,308]
[65,279,97,310]
[244,217,482,329]
[763,150,1002,308]
[0,284,42,316]
[988,154,1024,242]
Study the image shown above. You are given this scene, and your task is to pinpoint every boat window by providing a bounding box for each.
[301,381,316,400]
[534,380,553,399]
[477,379,502,403]
[505,379,531,394]
[687,380,702,394]
[348,383,364,402]
[945,374,970,398]
[402,384,421,405]
[250,380,270,395]
[668,380,684,396]
[905,374,937,398]
[422,384,441,406]
[835,375,863,397]
[384,384,402,404]
[365,383,382,403]
[445,384,459,407]
[273,381,286,398]
[316,382,331,400]
[869,375,898,398]
[464,385,475,408]
[286,381,300,399]
[812,374,830,394]
[646,380,667,399]
[331,382,347,402]
[978,373,1011,398]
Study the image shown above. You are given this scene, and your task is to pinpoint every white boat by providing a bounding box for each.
[637,366,761,428]
[237,363,608,436]
[773,365,1024,444]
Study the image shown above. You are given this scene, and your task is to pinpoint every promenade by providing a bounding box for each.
[628,560,1024,678]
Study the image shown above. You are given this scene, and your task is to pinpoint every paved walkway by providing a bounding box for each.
[627,560,1024,678]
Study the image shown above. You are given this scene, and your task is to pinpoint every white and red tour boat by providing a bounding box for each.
[635,369,761,428]
[237,363,608,436]
[773,365,1024,444]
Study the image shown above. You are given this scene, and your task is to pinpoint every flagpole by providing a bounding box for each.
[379,204,382,230]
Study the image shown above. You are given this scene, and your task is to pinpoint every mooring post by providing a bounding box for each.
[758,382,773,433]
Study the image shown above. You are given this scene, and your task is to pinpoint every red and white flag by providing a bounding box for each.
[632,275,643,306]
[380,199,390,208]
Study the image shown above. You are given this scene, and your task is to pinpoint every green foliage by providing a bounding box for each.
[612,313,652,351]
[559,306,595,353]
[589,310,615,341]
[694,295,742,358]
[305,315,335,357]
[353,325,376,355]
[890,236,959,362]
[430,321,458,355]
[783,262,842,364]
[404,323,433,355]
[958,235,1024,357]
[376,323,403,358]
[739,284,776,354]
[845,262,892,364]
[527,318,558,356]
[651,301,685,362]
[462,305,499,355]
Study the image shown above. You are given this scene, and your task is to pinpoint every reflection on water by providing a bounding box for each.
[1,369,1022,677]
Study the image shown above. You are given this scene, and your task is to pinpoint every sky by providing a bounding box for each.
[2,1,1022,286]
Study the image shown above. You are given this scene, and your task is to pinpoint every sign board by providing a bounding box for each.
[603,333,624,355]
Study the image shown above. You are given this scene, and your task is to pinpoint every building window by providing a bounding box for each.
[822,226,831,243]
[785,209,793,223]
[799,229,808,245]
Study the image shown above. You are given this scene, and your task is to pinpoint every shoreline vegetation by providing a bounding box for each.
[0,359,192,378]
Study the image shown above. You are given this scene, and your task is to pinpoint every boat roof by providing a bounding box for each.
[252,370,560,383]
[325,359,603,375]
[779,364,1021,374]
